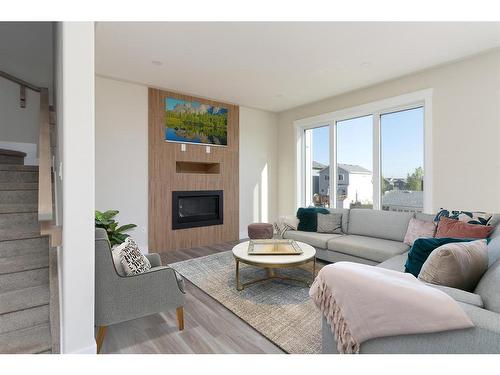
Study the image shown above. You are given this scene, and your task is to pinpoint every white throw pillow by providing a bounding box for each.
[274,215,299,237]
[111,242,127,276]
[118,237,151,276]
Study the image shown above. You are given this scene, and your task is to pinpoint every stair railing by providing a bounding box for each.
[0,70,61,247]
[38,88,62,247]
[0,70,41,108]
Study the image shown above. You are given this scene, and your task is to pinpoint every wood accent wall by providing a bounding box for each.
[148,88,239,252]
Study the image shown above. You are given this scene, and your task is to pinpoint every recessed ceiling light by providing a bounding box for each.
[151,60,163,66]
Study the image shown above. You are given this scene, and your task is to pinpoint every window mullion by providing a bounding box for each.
[372,113,381,210]
[330,122,337,208]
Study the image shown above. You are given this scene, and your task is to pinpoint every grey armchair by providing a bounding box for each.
[95,228,186,353]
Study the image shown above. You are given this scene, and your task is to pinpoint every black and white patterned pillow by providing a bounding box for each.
[119,237,151,275]
[434,209,493,226]
[273,215,299,238]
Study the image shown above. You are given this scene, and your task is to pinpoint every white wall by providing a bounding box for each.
[239,107,278,238]
[94,76,279,247]
[95,77,149,251]
[0,22,53,155]
[277,49,500,215]
[56,22,96,354]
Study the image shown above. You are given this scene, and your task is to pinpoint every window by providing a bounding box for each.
[336,115,373,209]
[381,107,424,213]
[304,125,330,207]
[296,90,432,213]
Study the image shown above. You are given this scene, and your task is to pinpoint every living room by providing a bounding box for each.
[2,1,500,373]
[92,22,500,355]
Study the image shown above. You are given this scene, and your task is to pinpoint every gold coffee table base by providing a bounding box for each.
[235,257,316,291]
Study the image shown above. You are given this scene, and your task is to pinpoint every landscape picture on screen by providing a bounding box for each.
[165,97,228,146]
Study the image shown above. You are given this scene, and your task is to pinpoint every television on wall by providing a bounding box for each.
[165,97,228,146]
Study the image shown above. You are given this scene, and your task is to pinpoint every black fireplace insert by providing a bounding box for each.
[172,190,223,230]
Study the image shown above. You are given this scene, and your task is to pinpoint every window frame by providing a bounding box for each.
[294,89,433,213]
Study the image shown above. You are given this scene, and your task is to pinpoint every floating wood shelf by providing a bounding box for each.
[175,161,221,174]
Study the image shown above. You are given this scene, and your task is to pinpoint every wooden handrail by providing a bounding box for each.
[38,88,53,221]
[38,88,61,246]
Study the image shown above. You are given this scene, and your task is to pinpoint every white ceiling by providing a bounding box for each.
[95,22,500,112]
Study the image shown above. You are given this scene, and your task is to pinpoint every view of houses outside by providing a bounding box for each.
[380,107,424,212]
[308,107,424,212]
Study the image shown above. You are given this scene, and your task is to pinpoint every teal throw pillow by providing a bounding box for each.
[296,207,329,232]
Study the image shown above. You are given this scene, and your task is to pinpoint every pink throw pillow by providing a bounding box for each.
[404,217,437,246]
[435,217,494,239]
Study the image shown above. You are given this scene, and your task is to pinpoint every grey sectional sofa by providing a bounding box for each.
[282,208,500,353]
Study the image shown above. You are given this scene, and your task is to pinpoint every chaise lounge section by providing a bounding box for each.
[282,208,500,353]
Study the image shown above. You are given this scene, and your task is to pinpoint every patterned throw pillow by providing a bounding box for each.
[434,209,493,226]
[119,237,151,276]
[273,215,299,237]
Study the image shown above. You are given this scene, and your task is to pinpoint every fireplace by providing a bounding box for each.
[172,190,223,230]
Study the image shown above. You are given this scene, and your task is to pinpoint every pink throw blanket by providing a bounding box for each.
[309,262,474,354]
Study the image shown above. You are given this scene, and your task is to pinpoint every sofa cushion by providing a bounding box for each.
[317,212,343,234]
[435,217,494,239]
[347,209,414,242]
[474,259,500,313]
[434,208,494,226]
[429,284,484,308]
[404,237,475,277]
[418,239,489,292]
[327,235,409,263]
[328,208,350,233]
[283,230,342,249]
[377,253,408,272]
[415,213,435,222]
[377,253,484,308]
[296,207,329,232]
[403,217,436,246]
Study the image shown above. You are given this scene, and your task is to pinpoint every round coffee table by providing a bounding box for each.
[231,241,316,291]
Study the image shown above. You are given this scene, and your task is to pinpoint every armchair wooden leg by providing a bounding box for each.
[176,306,184,331]
[96,326,107,354]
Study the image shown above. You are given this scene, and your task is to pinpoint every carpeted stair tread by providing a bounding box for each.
[0,229,42,241]
[0,170,38,183]
[0,304,49,335]
[0,183,38,191]
[0,253,48,275]
[0,204,38,214]
[0,190,37,204]
[0,322,51,353]
[0,237,50,258]
[0,284,49,315]
[0,212,39,230]
[0,268,49,293]
[0,165,38,171]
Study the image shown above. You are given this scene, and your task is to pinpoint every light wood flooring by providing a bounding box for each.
[100,241,285,354]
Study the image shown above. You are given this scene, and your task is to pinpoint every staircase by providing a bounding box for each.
[0,152,57,353]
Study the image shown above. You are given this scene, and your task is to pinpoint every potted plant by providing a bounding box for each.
[95,210,137,246]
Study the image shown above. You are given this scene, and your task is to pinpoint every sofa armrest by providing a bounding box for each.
[145,253,162,268]
[322,303,500,354]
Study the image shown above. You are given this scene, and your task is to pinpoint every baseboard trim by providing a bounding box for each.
[66,342,97,354]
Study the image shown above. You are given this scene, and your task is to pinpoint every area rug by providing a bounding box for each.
[170,251,322,354]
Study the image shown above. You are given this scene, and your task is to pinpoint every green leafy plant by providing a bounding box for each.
[95,210,137,246]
